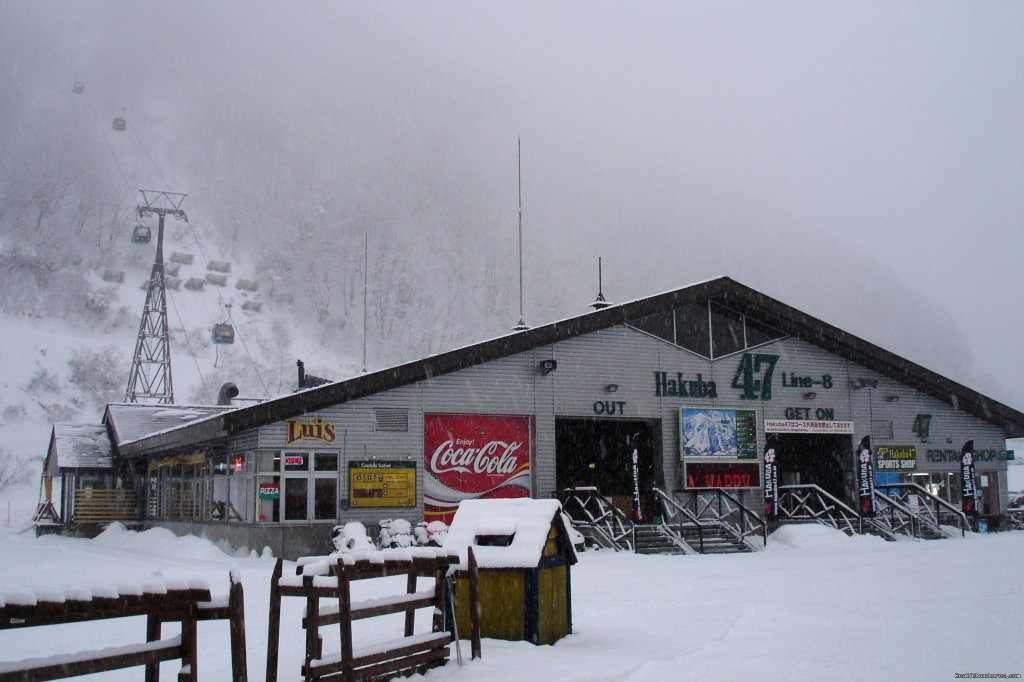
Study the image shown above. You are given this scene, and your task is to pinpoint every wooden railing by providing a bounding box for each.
[71,488,136,524]
[0,574,247,682]
[266,550,476,682]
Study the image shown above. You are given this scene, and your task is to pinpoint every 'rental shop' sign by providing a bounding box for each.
[423,413,531,524]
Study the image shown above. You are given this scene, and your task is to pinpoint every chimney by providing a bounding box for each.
[297,359,306,389]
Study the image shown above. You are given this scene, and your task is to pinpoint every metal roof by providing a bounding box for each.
[117,276,1024,457]
[104,404,238,448]
[48,424,113,470]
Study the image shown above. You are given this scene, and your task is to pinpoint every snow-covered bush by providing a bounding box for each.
[378,518,414,548]
[414,520,448,547]
[329,522,375,553]
[68,346,124,406]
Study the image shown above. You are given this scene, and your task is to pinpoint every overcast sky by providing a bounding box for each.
[2,2,1022,408]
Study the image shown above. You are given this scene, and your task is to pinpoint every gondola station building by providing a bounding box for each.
[43,277,1023,557]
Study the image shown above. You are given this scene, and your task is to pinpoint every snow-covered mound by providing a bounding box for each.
[767,522,884,549]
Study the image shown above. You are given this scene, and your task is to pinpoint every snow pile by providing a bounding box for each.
[329,522,376,553]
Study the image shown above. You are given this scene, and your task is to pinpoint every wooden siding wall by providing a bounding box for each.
[249,324,1011,526]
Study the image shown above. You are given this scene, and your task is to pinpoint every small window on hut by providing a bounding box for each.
[475,533,516,547]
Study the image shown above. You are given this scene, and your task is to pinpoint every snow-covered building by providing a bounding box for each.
[45,277,1024,557]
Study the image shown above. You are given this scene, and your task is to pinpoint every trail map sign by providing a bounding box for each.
[349,460,416,508]
[680,408,758,459]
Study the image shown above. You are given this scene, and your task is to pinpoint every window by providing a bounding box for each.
[674,302,710,357]
[710,303,744,358]
[276,450,340,522]
[629,311,674,345]
[626,299,782,359]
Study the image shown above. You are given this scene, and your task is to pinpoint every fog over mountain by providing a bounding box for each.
[1,2,1022,445]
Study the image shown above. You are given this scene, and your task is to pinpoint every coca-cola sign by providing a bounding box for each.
[424,414,531,524]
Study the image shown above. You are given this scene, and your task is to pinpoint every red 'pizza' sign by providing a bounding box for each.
[423,414,531,524]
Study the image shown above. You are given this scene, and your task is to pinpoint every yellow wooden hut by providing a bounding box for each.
[445,498,578,645]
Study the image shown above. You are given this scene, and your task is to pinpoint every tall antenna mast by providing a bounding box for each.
[590,256,612,310]
[512,135,529,331]
[362,230,368,373]
[124,189,188,404]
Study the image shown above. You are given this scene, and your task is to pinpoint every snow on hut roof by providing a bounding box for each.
[48,424,113,470]
[443,498,575,569]
[104,403,237,447]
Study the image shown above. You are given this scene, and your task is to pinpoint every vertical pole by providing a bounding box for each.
[518,136,523,324]
[229,573,248,682]
[304,574,319,678]
[362,231,368,373]
[468,547,481,660]
[145,611,162,682]
[265,558,283,682]
[337,559,354,682]
[404,569,417,637]
[179,605,198,681]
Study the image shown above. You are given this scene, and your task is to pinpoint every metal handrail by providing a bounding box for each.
[652,487,704,554]
[872,490,921,539]
[777,484,869,538]
[558,486,634,551]
[709,487,769,548]
[876,482,968,538]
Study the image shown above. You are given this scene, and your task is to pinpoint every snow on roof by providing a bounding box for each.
[49,423,113,470]
[104,403,237,446]
[443,498,574,569]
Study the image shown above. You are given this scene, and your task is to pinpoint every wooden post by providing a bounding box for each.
[431,566,445,634]
[265,558,283,682]
[468,547,482,660]
[336,558,354,682]
[404,568,417,637]
[229,573,248,682]
[178,604,198,681]
[304,573,319,679]
[145,611,162,682]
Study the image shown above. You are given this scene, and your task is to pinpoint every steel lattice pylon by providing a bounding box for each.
[124,190,188,404]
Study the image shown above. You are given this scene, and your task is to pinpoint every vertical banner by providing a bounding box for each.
[857,435,876,517]
[960,439,978,517]
[423,414,531,524]
[763,435,779,520]
[629,433,643,523]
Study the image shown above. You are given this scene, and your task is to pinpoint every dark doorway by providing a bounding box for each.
[773,433,853,505]
[555,418,660,521]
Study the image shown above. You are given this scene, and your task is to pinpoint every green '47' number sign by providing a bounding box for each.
[732,353,780,400]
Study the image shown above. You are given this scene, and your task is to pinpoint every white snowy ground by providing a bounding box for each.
[0,475,1022,682]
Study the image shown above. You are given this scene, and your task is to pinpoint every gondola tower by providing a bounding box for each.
[124,190,188,404]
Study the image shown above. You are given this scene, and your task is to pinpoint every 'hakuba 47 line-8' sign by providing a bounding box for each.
[423,413,531,524]
[349,461,416,508]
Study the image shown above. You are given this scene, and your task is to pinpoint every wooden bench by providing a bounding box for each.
[266,550,479,682]
[0,574,247,682]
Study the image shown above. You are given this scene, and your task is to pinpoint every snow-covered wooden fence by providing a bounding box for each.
[266,550,478,682]
[0,573,247,682]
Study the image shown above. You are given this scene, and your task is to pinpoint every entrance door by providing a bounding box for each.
[773,433,853,506]
[555,418,660,521]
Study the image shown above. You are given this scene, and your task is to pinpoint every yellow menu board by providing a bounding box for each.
[348,460,417,508]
